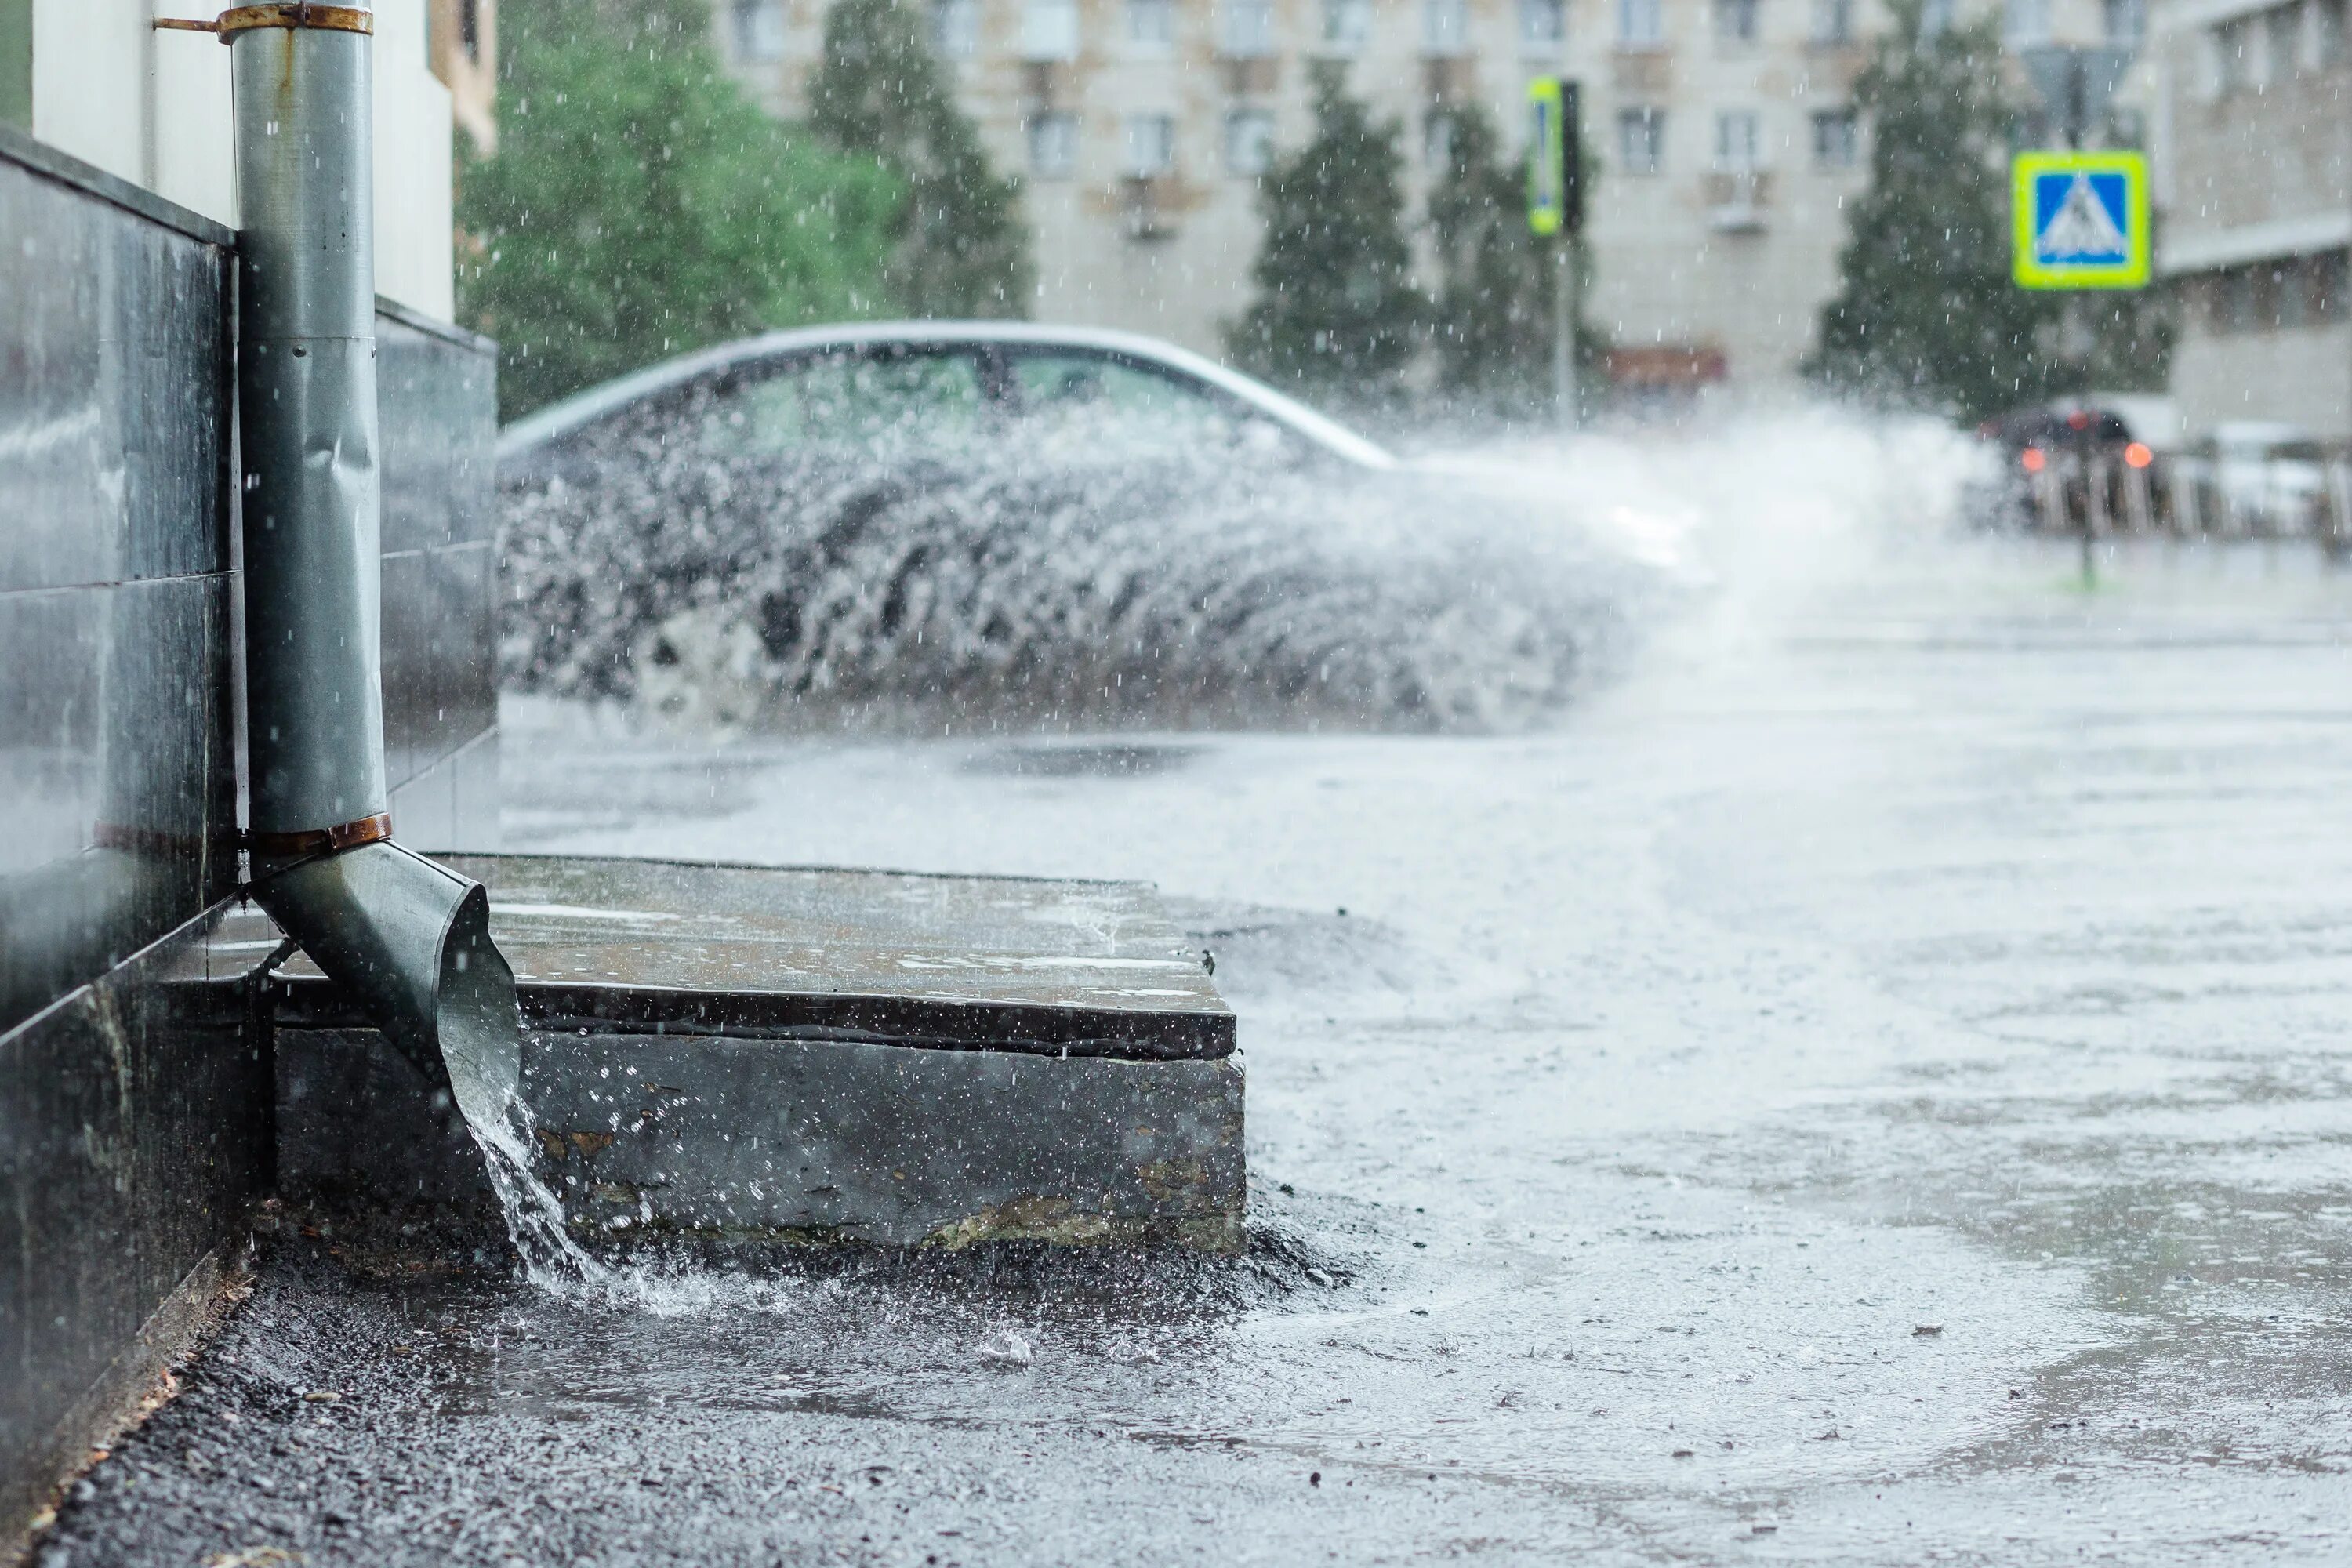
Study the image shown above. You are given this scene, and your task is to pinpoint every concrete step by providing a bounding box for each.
[273,855,1244,1250]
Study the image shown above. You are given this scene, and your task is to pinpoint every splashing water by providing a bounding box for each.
[500,410,1662,735]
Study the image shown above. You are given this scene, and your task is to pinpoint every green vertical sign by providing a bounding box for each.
[1526,78,1564,237]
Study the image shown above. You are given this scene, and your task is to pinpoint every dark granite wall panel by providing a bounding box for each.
[376,304,499,847]
[0,143,237,1037]
[0,576,238,1031]
[0,908,275,1540]
[0,135,230,594]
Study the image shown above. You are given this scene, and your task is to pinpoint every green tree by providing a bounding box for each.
[1805,0,2065,420]
[1229,62,1422,400]
[1424,103,1605,412]
[457,0,901,420]
[807,0,1034,317]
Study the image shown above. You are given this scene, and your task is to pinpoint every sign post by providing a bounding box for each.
[2009,147,2148,586]
[1527,77,1582,429]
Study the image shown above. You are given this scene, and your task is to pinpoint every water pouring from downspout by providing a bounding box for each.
[180,2,599,1282]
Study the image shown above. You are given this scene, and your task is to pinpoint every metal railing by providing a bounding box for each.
[2016,447,2352,556]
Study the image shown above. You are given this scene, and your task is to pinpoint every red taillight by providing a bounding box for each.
[2123,442,2153,470]
[2067,409,2090,430]
[2021,448,2047,474]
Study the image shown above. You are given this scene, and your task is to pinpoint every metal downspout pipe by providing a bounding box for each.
[165,4,522,1134]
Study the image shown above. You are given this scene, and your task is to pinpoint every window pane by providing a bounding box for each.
[1221,0,1275,54]
[1022,0,1080,60]
[1225,109,1276,176]
[1323,0,1372,49]
[1028,112,1078,178]
[1124,114,1177,176]
[1519,0,1565,49]
[1618,0,1663,45]
[1617,107,1664,172]
[931,0,978,56]
[1129,0,1174,45]
[733,0,785,60]
[1425,0,1470,53]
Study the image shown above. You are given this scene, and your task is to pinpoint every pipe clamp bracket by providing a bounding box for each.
[155,5,376,41]
[245,812,395,858]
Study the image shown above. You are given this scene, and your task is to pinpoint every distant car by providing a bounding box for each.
[1972,401,2158,530]
[497,321,1398,484]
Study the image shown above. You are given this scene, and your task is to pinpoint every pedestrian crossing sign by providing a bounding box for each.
[2012,151,2150,289]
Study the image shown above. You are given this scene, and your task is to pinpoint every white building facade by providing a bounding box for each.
[2150,0,2350,443]
[719,0,2142,402]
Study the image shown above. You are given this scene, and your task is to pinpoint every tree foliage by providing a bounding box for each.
[1805,0,2064,420]
[807,0,1034,318]
[1229,63,1422,400]
[457,0,901,420]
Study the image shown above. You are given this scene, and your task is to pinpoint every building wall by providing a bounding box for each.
[22,0,460,319]
[0,126,499,1553]
[2154,0,2350,441]
[719,0,2141,399]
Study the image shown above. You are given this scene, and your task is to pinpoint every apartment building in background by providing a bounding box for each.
[2151,0,2349,443]
[718,0,2143,403]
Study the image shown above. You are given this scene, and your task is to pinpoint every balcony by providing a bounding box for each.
[1705,169,1772,230]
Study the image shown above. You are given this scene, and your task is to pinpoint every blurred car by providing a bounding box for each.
[494,322,1657,735]
[1971,401,2158,530]
[498,321,1398,485]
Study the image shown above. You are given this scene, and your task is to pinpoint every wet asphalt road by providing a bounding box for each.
[42,533,2352,1566]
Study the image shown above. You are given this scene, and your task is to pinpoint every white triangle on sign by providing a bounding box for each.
[2036,172,2129,263]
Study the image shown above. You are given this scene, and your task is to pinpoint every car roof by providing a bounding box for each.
[495,320,1397,470]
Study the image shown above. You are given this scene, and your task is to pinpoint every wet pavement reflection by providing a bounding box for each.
[43,533,2352,1566]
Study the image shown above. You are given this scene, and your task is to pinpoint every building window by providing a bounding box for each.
[1028,111,1078,178]
[1124,112,1177,177]
[2310,249,2347,319]
[1425,0,1471,54]
[1520,0,1566,51]
[1715,108,1760,170]
[1424,110,1458,171]
[2101,0,2143,44]
[2003,0,2050,48]
[1129,0,1175,48]
[1811,107,1857,167]
[1323,0,1373,51]
[1225,108,1276,175]
[1618,0,1664,47]
[1715,0,1759,44]
[1022,0,1081,60]
[1618,107,1664,172]
[1812,0,1853,43]
[2311,0,2348,70]
[2264,4,2299,82]
[1221,0,1275,56]
[932,0,979,57]
[732,0,785,61]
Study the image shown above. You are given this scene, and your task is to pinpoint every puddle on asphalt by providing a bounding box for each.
[961,740,1205,779]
